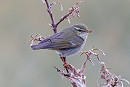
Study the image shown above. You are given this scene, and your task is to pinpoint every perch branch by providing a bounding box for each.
[55,47,104,87]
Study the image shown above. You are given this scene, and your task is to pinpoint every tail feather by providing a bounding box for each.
[31,45,41,50]
[31,38,51,50]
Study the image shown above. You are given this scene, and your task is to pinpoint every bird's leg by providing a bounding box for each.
[61,57,67,66]
[60,57,69,73]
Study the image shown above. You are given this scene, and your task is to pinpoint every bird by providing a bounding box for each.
[31,23,92,66]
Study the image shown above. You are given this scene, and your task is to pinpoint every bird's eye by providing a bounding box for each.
[77,29,83,32]
[74,27,80,30]
[74,27,83,32]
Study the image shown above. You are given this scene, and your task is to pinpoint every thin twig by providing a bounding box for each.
[44,0,57,33]
[98,62,130,87]
[56,7,74,26]
[43,0,84,34]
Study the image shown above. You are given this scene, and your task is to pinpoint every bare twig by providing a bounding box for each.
[97,62,130,87]
[44,0,57,33]
[43,0,85,34]
[28,34,45,46]
[50,2,63,11]
[54,63,86,87]
[55,47,105,87]
[80,47,105,65]
[56,7,74,26]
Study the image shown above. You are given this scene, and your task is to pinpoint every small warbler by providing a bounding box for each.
[31,23,92,58]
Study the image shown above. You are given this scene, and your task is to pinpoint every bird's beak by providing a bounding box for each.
[86,30,92,33]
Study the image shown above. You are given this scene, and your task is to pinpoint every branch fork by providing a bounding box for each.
[43,0,85,34]
[55,47,104,87]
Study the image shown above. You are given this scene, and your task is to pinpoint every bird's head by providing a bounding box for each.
[72,23,92,39]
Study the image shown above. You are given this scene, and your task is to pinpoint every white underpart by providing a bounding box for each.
[78,33,88,40]
[78,33,88,49]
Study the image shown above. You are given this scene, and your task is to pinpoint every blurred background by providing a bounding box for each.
[0,0,130,87]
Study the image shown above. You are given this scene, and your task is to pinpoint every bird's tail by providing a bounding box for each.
[31,45,41,50]
[31,38,50,50]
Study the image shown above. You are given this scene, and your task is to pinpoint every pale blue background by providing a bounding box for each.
[0,0,130,87]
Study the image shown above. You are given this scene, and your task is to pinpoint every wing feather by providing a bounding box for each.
[31,28,84,50]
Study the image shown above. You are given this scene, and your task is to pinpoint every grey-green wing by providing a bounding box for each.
[32,29,84,50]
